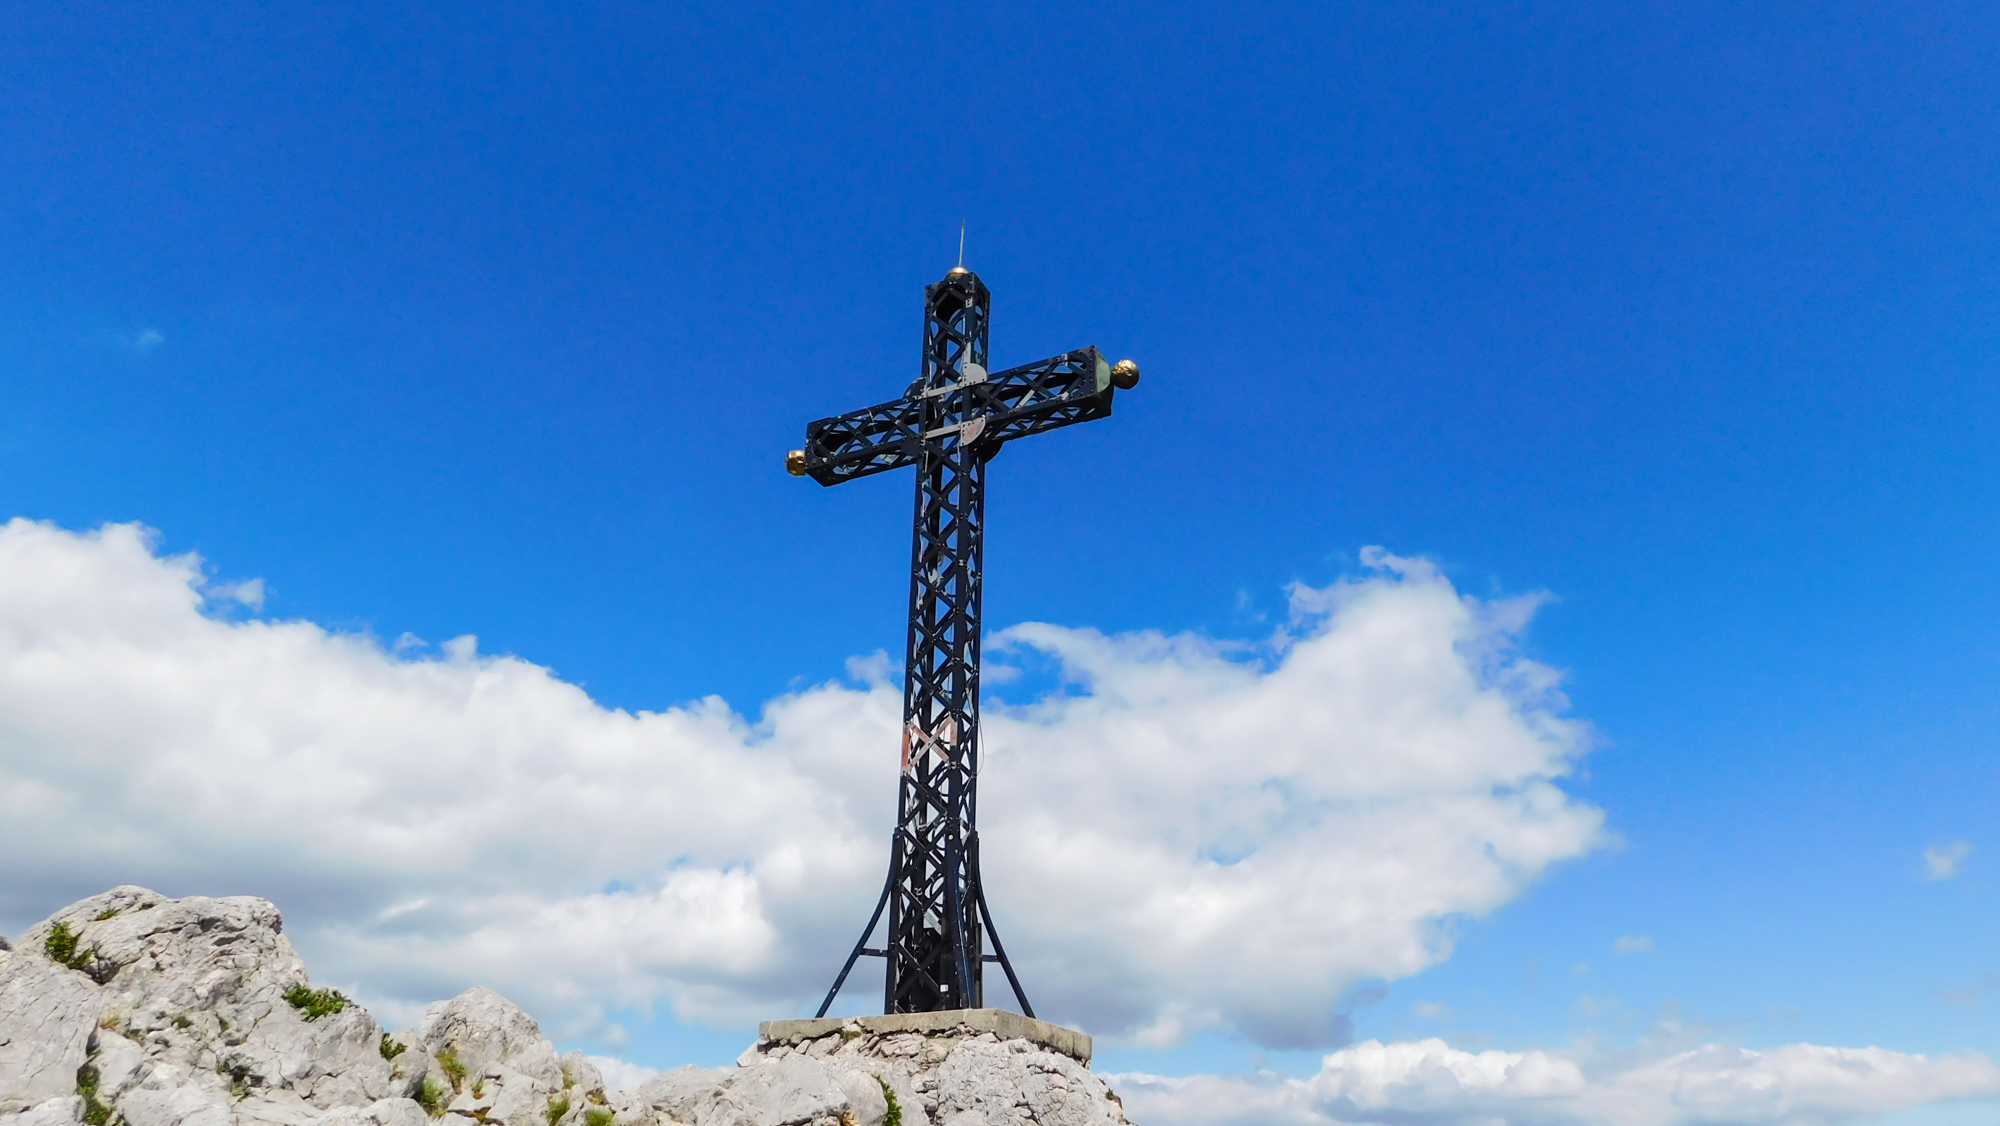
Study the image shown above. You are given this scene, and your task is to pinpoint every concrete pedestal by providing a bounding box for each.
[758,1008,1093,1065]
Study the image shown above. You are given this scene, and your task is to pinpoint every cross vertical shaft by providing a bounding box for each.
[890,269,990,1012]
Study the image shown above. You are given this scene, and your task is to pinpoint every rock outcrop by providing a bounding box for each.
[712,1020,1130,1126]
[0,890,1131,1126]
[0,886,419,1126]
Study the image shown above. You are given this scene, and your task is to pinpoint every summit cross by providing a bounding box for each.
[787,265,1140,1017]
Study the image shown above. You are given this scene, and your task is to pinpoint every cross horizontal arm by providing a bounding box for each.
[966,346,1117,448]
[799,347,1118,486]
[800,398,925,486]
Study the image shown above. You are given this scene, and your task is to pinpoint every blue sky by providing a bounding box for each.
[3,3,1997,1124]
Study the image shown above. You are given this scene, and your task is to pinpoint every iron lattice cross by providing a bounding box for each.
[788,266,1139,1017]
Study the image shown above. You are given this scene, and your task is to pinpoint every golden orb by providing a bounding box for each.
[785,449,807,477]
[1111,359,1141,390]
[947,266,971,277]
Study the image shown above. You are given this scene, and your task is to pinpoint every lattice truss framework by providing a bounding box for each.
[797,268,1131,1016]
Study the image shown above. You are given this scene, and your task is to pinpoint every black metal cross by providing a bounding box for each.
[788,266,1139,1017]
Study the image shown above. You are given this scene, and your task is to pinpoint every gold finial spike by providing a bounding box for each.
[948,223,970,277]
[785,449,807,477]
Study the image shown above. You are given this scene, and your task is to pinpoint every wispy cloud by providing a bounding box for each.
[205,576,265,610]
[1932,975,1998,1006]
[1923,841,1973,881]
[1614,935,1653,955]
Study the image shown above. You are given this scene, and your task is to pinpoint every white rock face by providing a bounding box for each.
[706,1023,1133,1126]
[0,946,101,1104]
[1,890,1134,1126]
[0,887,421,1126]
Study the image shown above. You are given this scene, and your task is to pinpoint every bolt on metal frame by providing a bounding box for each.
[790,267,1137,1016]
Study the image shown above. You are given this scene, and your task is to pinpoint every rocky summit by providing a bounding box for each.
[0,888,1132,1126]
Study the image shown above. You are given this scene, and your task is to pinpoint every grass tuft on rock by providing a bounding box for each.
[94,907,121,921]
[45,922,94,971]
[545,1094,570,1126]
[879,1077,902,1126]
[437,1047,467,1092]
[76,1063,113,1126]
[282,984,348,1021]
[418,1078,448,1117]
[583,1108,614,1126]
[380,1035,407,1061]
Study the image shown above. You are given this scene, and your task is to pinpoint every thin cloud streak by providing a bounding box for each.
[1923,841,1973,881]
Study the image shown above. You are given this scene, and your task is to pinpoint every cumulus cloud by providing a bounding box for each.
[0,520,1602,1047]
[1922,841,1972,881]
[583,1056,660,1091]
[1111,1037,2000,1126]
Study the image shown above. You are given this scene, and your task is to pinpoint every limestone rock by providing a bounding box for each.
[651,1020,1133,1126]
[635,1066,732,1122]
[934,1039,1122,1126]
[411,987,570,1126]
[556,1053,603,1098]
[1,888,1134,1126]
[717,1053,848,1125]
[7,1097,81,1126]
[117,1083,235,1126]
[0,947,102,1106]
[0,887,399,1124]
[417,988,560,1090]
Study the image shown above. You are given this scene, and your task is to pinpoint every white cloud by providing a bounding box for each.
[0,520,1602,1048]
[583,1056,659,1091]
[1922,841,1972,881]
[206,576,265,610]
[1614,935,1654,955]
[1110,1038,2000,1126]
